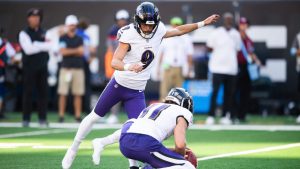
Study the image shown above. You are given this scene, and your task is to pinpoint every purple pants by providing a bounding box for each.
[120,133,186,168]
[94,78,146,119]
[120,122,186,168]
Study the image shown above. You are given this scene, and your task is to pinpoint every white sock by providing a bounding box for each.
[70,111,101,151]
[129,159,139,167]
[158,161,195,169]
[99,129,121,147]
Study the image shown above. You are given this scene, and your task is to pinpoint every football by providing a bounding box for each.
[185,149,198,168]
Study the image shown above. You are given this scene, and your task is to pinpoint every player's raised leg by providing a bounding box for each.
[62,79,122,169]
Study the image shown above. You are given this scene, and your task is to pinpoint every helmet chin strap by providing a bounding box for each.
[140,30,154,39]
[136,22,159,39]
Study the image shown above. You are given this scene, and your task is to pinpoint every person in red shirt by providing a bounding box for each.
[236,17,261,123]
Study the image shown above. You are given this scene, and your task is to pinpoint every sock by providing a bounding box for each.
[99,129,121,147]
[70,111,101,151]
[129,159,139,167]
[159,161,196,169]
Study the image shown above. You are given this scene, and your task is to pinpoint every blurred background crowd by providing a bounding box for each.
[0,0,300,126]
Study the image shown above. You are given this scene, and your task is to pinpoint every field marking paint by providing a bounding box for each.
[32,145,90,149]
[0,143,42,148]
[198,143,300,161]
[0,129,75,138]
[190,125,300,131]
[1,122,300,131]
[0,143,91,149]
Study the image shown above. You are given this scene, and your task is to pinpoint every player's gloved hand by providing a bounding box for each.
[203,14,220,25]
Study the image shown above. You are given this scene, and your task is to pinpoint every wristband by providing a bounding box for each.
[197,21,205,28]
[124,64,130,71]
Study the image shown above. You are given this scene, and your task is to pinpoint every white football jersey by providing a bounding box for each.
[113,22,166,90]
[126,103,193,142]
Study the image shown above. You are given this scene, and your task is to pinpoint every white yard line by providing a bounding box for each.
[190,125,300,131]
[1,122,300,131]
[198,143,300,161]
[0,129,75,138]
[0,143,91,149]
[0,143,42,148]
[32,145,90,149]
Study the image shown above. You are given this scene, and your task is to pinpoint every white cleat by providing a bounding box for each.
[220,116,232,125]
[205,116,215,125]
[106,114,119,124]
[92,138,105,165]
[62,148,77,169]
[296,115,300,124]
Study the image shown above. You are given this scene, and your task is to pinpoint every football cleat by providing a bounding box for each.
[92,138,105,165]
[296,115,300,124]
[106,114,119,124]
[205,116,215,125]
[62,148,77,169]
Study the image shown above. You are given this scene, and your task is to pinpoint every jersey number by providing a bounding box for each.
[139,104,170,120]
[141,50,155,70]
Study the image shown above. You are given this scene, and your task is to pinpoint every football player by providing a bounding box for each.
[62,2,219,169]
[119,88,195,169]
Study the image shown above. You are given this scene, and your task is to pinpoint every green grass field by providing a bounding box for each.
[0,126,300,169]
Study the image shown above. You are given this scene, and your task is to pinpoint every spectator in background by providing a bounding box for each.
[291,29,300,124]
[58,15,84,123]
[235,17,261,123]
[205,12,242,125]
[158,16,194,101]
[19,8,52,127]
[104,9,129,124]
[0,27,16,119]
[76,18,96,114]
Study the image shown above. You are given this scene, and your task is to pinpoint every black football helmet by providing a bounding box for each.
[134,2,161,39]
[165,88,194,113]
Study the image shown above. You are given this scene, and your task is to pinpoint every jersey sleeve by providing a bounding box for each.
[157,22,167,39]
[177,108,193,127]
[117,24,133,44]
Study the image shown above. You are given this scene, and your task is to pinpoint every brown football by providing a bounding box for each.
[185,149,198,168]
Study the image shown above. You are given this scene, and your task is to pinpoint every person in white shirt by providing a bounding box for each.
[18,8,52,127]
[62,2,219,169]
[158,17,194,101]
[205,12,242,125]
[119,88,195,169]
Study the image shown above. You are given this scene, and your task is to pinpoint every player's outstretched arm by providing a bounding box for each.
[164,14,220,38]
[173,117,189,156]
